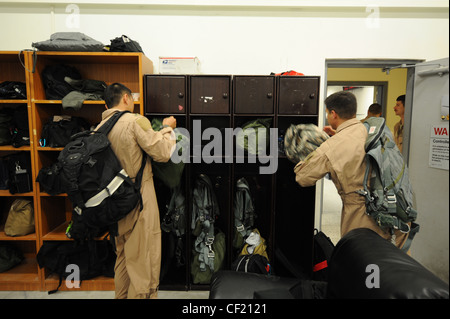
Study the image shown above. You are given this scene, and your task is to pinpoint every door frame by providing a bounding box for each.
[318,58,424,235]
[324,58,425,163]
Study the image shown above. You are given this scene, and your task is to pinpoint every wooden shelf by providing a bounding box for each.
[0,227,37,241]
[0,99,28,104]
[44,274,114,292]
[0,257,40,291]
[0,190,34,197]
[0,145,32,151]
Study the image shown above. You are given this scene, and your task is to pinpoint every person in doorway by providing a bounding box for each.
[360,102,382,122]
[325,102,383,136]
[97,83,176,299]
[393,94,405,152]
[293,91,408,248]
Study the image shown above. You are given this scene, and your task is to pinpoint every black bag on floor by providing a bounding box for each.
[36,239,115,294]
[231,254,270,275]
[312,229,335,281]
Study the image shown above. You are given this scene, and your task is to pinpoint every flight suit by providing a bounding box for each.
[294,118,407,248]
[96,109,176,299]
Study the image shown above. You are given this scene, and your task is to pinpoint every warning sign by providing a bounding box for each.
[429,125,449,170]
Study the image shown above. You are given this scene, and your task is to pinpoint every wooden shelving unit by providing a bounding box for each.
[0,50,152,292]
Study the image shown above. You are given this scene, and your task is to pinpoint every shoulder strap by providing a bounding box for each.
[97,111,129,135]
[363,116,385,152]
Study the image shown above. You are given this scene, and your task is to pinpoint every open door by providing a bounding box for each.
[407,57,449,283]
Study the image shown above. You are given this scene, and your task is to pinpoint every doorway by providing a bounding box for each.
[320,58,424,244]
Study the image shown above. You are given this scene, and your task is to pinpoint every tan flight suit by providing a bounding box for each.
[294,118,407,248]
[394,120,403,153]
[96,109,176,299]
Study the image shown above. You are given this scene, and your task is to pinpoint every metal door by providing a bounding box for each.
[407,57,449,282]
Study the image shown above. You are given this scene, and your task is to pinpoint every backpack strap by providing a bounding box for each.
[234,177,255,239]
[96,110,129,135]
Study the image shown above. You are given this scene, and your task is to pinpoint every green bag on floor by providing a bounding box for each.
[191,231,226,284]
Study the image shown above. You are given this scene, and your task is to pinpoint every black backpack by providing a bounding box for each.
[108,35,144,53]
[55,111,146,241]
[41,64,82,100]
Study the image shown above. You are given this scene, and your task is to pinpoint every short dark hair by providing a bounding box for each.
[325,91,357,119]
[396,95,406,106]
[368,103,382,115]
[104,83,132,108]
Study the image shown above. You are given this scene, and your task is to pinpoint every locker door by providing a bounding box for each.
[190,76,230,114]
[145,75,186,114]
[234,76,275,114]
[278,77,319,115]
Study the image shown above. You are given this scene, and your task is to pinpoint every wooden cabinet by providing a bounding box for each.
[1,50,152,292]
[0,51,40,290]
[145,74,320,290]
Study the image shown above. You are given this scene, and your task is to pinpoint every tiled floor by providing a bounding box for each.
[0,179,342,299]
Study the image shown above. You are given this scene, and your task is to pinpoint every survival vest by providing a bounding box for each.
[57,111,146,241]
[357,117,419,251]
[191,174,220,273]
[233,177,256,248]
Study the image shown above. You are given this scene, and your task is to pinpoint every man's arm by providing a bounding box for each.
[294,148,331,187]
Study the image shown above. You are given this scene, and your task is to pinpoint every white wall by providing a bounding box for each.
[1,1,449,279]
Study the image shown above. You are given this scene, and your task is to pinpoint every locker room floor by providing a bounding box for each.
[0,179,342,299]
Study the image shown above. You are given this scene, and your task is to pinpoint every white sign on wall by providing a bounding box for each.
[429,124,449,170]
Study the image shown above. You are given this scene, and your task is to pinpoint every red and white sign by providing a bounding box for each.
[429,124,449,170]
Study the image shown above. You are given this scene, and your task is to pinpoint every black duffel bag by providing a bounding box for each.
[40,115,90,148]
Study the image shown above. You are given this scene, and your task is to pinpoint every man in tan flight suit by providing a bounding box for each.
[98,83,177,299]
[393,94,405,152]
[294,91,407,248]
